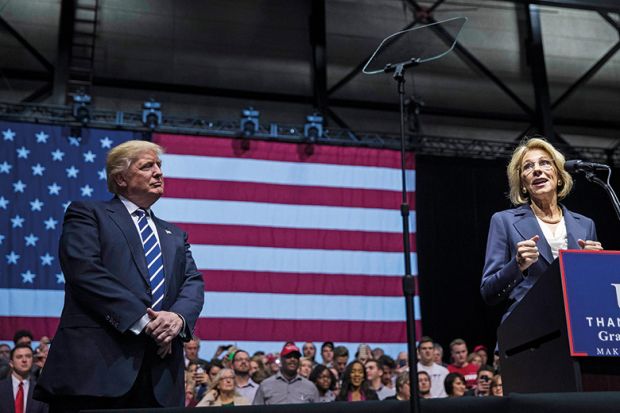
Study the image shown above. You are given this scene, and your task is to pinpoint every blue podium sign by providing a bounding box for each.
[559,250,620,357]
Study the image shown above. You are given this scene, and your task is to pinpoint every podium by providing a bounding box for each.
[498,250,620,394]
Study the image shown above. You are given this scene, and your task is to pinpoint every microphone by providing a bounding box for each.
[565,160,609,173]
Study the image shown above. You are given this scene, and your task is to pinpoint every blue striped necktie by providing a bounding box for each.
[135,209,165,310]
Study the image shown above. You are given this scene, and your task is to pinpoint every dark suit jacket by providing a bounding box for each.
[34,198,204,407]
[481,203,597,319]
[0,377,48,413]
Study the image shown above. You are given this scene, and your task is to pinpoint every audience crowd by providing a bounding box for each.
[0,330,503,409]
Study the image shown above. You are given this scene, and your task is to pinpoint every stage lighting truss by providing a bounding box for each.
[304,113,324,143]
[240,107,260,138]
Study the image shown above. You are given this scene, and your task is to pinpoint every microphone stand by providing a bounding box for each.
[583,170,620,223]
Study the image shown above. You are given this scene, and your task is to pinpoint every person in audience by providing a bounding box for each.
[337,361,378,402]
[184,380,198,407]
[265,353,280,375]
[0,344,49,413]
[474,345,489,367]
[320,342,335,367]
[465,365,494,397]
[298,357,313,378]
[395,351,408,375]
[333,346,349,379]
[356,344,373,365]
[416,336,449,398]
[302,342,317,364]
[467,352,482,368]
[329,367,341,393]
[184,338,208,368]
[491,374,503,396]
[196,368,250,407]
[372,347,384,360]
[188,360,209,400]
[13,330,33,347]
[447,339,478,388]
[309,364,337,402]
[365,359,394,400]
[418,371,432,399]
[444,372,467,397]
[385,371,410,401]
[32,346,47,380]
[0,343,11,380]
[232,350,258,403]
[207,359,223,385]
[253,343,319,405]
[378,355,396,393]
[433,343,446,367]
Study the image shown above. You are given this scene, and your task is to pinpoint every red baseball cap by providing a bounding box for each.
[281,342,301,358]
[473,345,488,353]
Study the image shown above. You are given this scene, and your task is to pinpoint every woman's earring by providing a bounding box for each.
[522,187,527,194]
[558,180,562,186]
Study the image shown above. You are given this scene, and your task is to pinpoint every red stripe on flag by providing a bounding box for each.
[194,318,423,343]
[178,223,417,252]
[164,178,415,210]
[0,316,59,340]
[154,134,416,170]
[199,270,419,297]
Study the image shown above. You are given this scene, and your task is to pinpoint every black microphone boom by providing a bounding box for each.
[565,160,610,173]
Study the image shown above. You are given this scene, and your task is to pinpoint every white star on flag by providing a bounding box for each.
[98,168,106,180]
[24,233,39,247]
[56,273,65,284]
[6,251,20,264]
[30,199,44,211]
[32,163,46,176]
[2,128,15,141]
[13,180,26,192]
[100,136,113,148]
[44,217,58,230]
[68,136,81,146]
[83,151,96,162]
[0,197,8,209]
[40,253,54,266]
[48,183,61,195]
[51,149,65,161]
[11,215,25,228]
[66,166,79,178]
[17,146,30,159]
[21,270,36,284]
[0,161,12,173]
[80,185,94,197]
[36,131,49,143]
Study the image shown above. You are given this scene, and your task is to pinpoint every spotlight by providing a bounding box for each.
[240,107,260,138]
[72,92,92,125]
[142,100,162,130]
[304,112,323,143]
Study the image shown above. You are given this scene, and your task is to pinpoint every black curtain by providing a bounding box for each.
[415,155,620,359]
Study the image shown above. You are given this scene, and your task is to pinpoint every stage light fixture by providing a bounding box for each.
[142,100,162,130]
[304,112,324,143]
[72,92,92,125]
[240,107,260,138]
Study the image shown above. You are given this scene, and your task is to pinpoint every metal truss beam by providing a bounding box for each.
[0,15,54,73]
[1,101,618,165]
[504,0,620,12]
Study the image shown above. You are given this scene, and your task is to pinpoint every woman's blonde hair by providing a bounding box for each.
[105,140,164,194]
[206,368,238,395]
[507,137,573,205]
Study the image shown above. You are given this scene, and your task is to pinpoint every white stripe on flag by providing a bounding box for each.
[161,154,416,192]
[202,292,421,321]
[0,289,420,322]
[196,341,410,361]
[155,198,416,233]
[191,245,418,276]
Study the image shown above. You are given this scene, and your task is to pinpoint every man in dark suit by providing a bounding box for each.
[0,344,48,413]
[34,140,204,412]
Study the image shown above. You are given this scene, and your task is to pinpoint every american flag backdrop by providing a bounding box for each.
[153,133,420,358]
[1,121,420,359]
